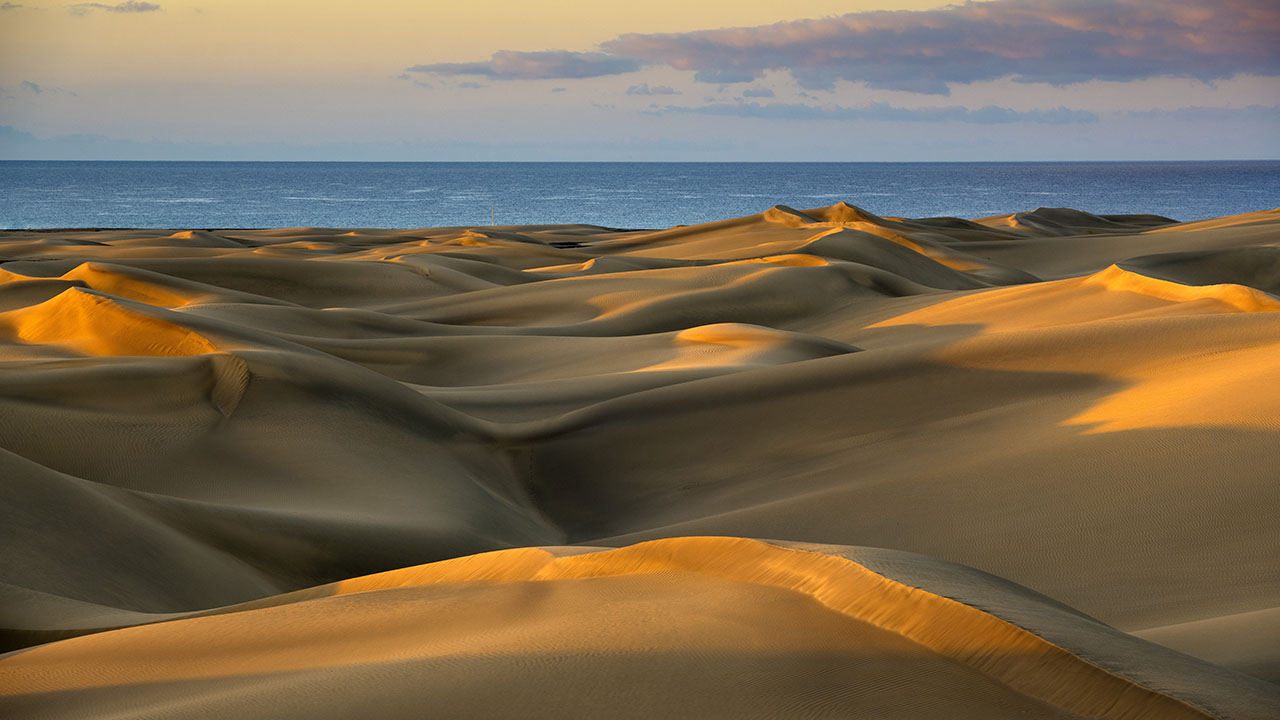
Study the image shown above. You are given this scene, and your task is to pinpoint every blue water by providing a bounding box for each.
[2,161,1277,229]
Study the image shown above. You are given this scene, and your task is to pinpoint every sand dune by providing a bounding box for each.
[4,538,1275,719]
[2,203,1278,717]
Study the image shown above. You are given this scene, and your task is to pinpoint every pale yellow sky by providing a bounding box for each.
[1,1,956,85]
[0,0,1276,160]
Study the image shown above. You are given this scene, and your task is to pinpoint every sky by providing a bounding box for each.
[0,0,1277,160]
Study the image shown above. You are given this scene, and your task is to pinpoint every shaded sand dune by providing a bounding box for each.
[2,204,1279,716]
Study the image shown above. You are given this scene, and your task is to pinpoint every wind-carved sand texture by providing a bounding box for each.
[1,204,1278,718]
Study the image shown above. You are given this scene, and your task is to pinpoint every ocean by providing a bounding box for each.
[2,160,1277,230]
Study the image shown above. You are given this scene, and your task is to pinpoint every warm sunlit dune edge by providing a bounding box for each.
[2,204,1279,717]
[5,537,1275,720]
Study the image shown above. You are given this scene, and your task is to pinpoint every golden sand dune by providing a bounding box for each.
[2,204,1279,717]
[3,538,1276,719]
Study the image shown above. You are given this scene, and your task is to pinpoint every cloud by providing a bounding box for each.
[394,73,433,89]
[411,1,1279,95]
[456,81,486,89]
[1126,104,1280,121]
[606,0,1280,93]
[626,83,679,96]
[1,3,25,10]
[8,81,76,98]
[69,1,159,14]
[742,87,775,98]
[658,101,1098,124]
[692,69,757,84]
[408,50,640,81]
[1,125,30,137]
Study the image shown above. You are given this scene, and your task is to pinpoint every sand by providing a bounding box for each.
[1,203,1278,718]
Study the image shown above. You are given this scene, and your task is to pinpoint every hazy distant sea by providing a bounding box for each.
[2,161,1277,230]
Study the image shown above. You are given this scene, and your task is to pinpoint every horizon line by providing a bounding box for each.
[3,158,1278,164]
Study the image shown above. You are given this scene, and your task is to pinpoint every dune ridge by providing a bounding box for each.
[1085,264,1280,313]
[2,203,1279,717]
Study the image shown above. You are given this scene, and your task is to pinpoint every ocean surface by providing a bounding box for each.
[2,161,1277,230]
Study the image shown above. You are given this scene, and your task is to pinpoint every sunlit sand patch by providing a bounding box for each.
[869,266,1280,434]
[60,263,194,307]
[721,253,830,267]
[1143,208,1280,234]
[524,258,600,273]
[867,266,1275,337]
[1061,341,1280,434]
[632,323,854,372]
[0,288,218,358]
[1,262,218,308]
[1086,265,1280,313]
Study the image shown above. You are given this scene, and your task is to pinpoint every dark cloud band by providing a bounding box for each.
[69,1,160,14]
[408,51,641,81]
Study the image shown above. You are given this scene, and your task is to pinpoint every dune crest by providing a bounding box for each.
[1085,264,1280,313]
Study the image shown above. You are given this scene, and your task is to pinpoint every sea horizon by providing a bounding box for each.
[6,158,1278,163]
[4,159,1277,230]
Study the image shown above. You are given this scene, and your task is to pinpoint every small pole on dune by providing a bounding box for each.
[491,203,495,226]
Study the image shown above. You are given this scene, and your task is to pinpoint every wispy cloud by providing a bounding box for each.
[394,73,433,89]
[410,0,1279,95]
[626,83,679,96]
[408,50,640,81]
[1,3,26,10]
[742,87,775,98]
[69,1,159,15]
[657,101,1099,124]
[1125,104,1280,121]
[8,80,76,98]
